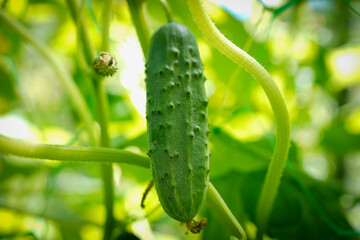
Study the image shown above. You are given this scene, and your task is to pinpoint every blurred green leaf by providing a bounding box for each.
[321,122,360,156]
[205,166,356,240]
[209,127,272,177]
[0,56,18,114]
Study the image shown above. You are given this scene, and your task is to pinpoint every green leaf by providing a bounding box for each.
[209,127,272,177]
[321,122,360,156]
[205,167,356,240]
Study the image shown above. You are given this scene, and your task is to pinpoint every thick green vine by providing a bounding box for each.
[187,0,291,238]
[0,134,149,168]
[0,133,245,238]
[126,0,151,59]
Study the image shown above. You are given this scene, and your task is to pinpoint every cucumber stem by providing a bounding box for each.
[126,0,151,59]
[187,0,291,238]
[159,0,174,23]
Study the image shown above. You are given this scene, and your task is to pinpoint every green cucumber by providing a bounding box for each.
[145,22,209,222]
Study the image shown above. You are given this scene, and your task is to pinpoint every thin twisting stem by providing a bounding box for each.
[141,180,154,208]
[187,0,291,238]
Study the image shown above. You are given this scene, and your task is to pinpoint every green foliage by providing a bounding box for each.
[202,130,356,240]
[0,0,359,239]
[321,122,360,156]
[210,127,272,176]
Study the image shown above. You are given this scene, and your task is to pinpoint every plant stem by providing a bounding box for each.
[0,134,150,168]
[66,0,116,237]
[65,0,94,75]
[65,0,96,66]
[0,8,97,145]
[94,79,115,240]
[102,0,113,52]
[206,183,246,239]
[66,0,116,236]
[97,1,115,238]
[98,0,114,147]
[93,80,110,147]
[0,136,250,240]
[126,0,150,59]
[187,0,291,238]
[159,0,173,23]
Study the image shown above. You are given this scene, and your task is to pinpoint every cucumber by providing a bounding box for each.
[145,22,209,222]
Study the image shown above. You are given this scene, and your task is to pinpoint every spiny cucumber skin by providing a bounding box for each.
[145,23,209,222]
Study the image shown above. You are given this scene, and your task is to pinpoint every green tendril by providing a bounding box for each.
[187,0,291,238]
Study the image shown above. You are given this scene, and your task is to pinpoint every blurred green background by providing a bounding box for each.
[0,0,359,239]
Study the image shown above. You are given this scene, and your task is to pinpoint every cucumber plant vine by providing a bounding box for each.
[0,0,296,239]
[187,0,291,239]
